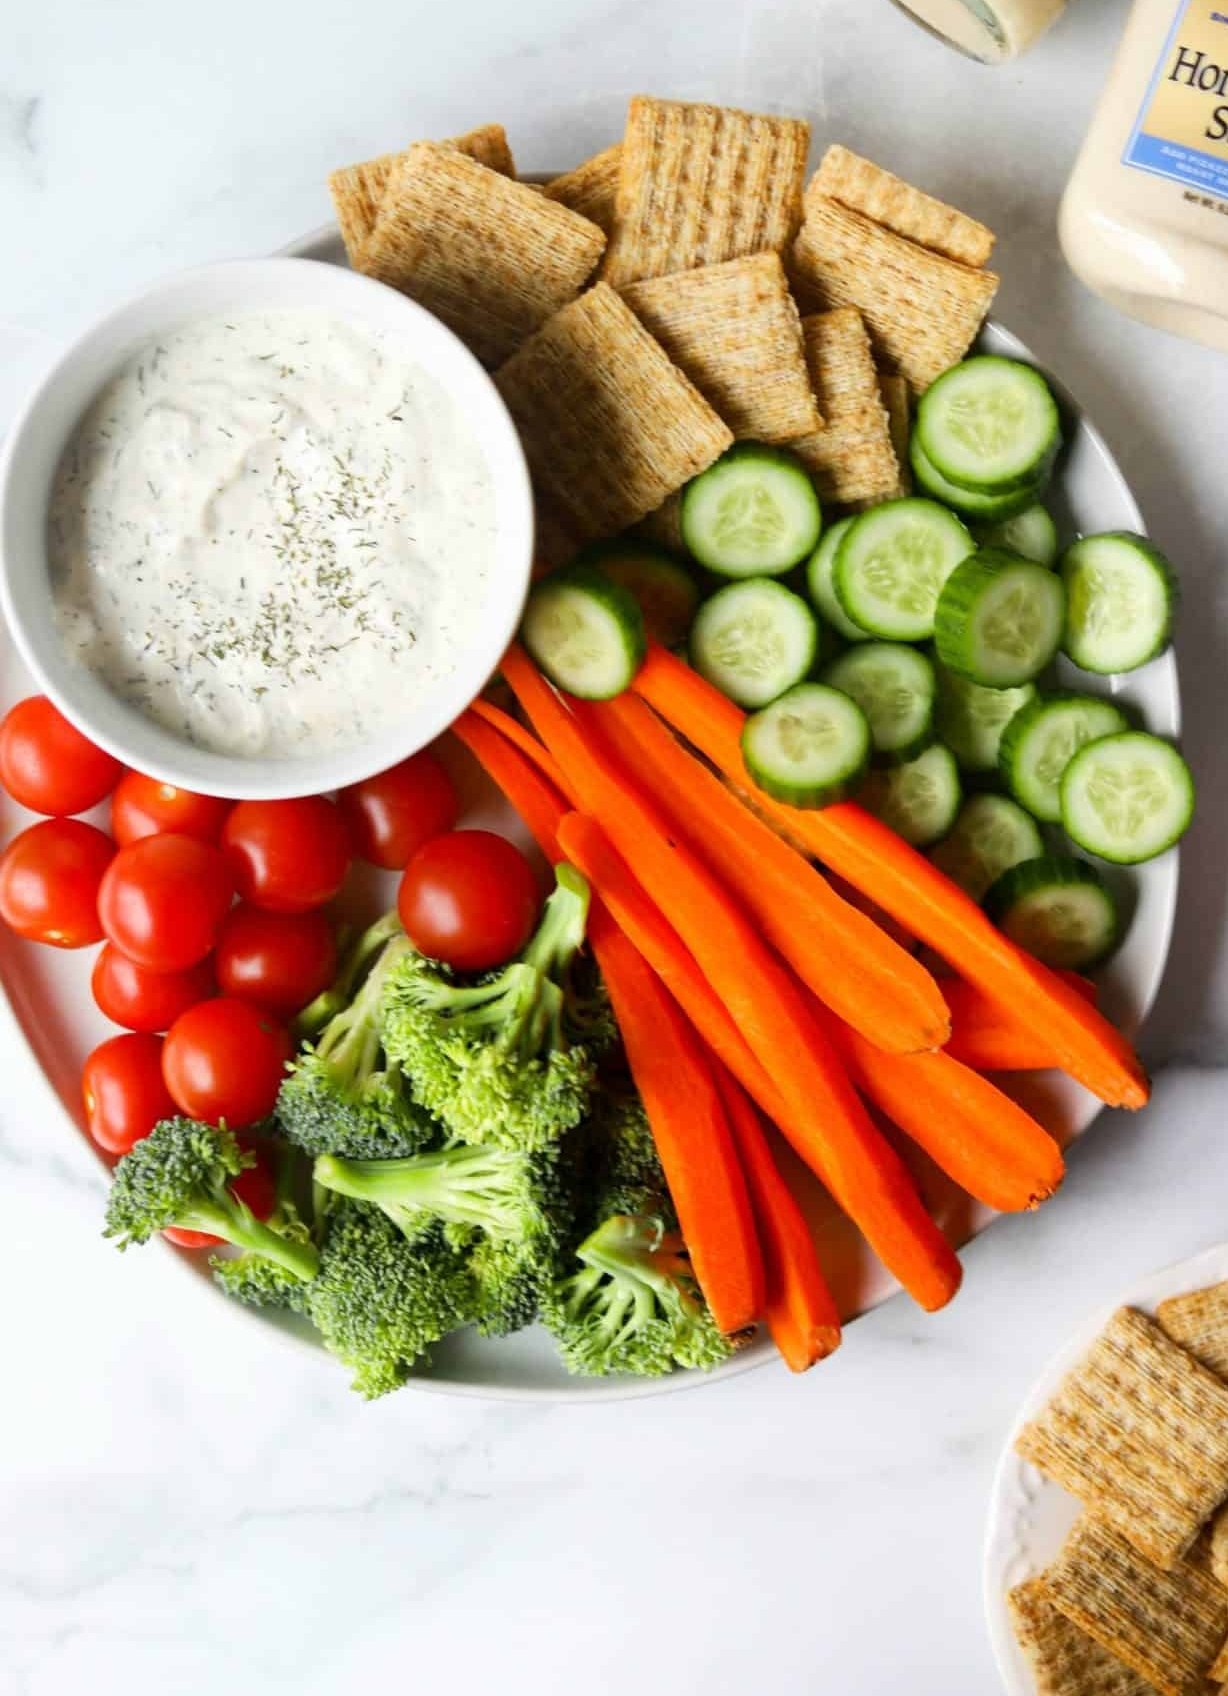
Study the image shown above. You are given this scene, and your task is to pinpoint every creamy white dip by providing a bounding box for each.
[48,309,497,758]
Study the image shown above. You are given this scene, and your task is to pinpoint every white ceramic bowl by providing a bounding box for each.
[0,258,534,799]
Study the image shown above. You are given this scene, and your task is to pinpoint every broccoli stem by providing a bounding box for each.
[296,913,404,1039]
[313,1147,531,1235]
[177,1198,320,1283]
[316,932,410,1083]
[521,865,590,978]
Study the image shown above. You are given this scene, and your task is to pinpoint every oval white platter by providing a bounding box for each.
[0,205,1181,1402]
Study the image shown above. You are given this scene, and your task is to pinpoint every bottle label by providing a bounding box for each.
[1123,1,1228,199]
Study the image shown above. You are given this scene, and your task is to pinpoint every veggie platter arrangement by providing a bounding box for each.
[0,98,1193,1397]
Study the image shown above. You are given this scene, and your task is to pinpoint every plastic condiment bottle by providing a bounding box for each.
[888,0,1069,63]
[1060,1,1228,351]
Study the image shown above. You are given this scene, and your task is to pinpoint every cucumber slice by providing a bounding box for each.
[584,541,699,650]
[1059,531,1177,675]
[934,548,1065,687]
[933,661,1036,774]
[915,356,1062,494]
[861,744,961,847]
[1060,731,1194,864]
[985,855,1120,970]
[742,683,871,807]
[930,793,1045,900]
[822,642,936,764]
[681,444,822,578]
[910,440,1045,521]
[998,690,1130,823]
[521,565,645,699]
[834,498,975,642]
[689,578,817,709]
[973,503,1059,567]
[805,517,871,643]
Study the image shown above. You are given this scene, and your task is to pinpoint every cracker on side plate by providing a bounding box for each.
[787,307,903,508]
[1039,1517,1228,1696]
[878,372,913,495]
[495,282,732,544]
[1008,1577,1160,1696]
[1158,1285,1228,1383]
[811,145,996,269]
[544,145,623,235]
[790,195,999,392]
[359,144,606,368]
[602,96,809,287]
[1015,1307,1228,1570]
[618,253,819,443]
[328,124,515,265]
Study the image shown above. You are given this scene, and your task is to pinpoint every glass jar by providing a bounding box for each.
[888,0,1069,63]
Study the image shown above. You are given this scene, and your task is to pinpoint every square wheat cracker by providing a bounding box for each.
[495,282,732,543]
[878,372,913,494]
[358,144,606,369]
[1008,1578,1159,1696]
[1015,1307,1228,1570]
[787,308,903,508]
[790,195,998,392]
[1039,1516,1228,1696]
[602,96,809,287]
[811,145,996,268]
[618,253,819,443]
[1158,1284,1228,1382]
[328,124,515,265]
[633,492,686,553]
[544,146,623,235]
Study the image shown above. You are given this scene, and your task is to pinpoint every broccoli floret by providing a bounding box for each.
[307,1200,476,1398]
[563,953,619,1055]
[104,1119,319,1288]
[277,914,440,1159]
[211,1141,317,1313]
[585,1090,674,1226]
[381,865,600,1151]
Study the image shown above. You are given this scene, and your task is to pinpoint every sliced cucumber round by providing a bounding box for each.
[860,744,961,848]
[973,502,1059,567]
[998,690,1130,823]
[681,444,822,578]
[689,578,817,709]
[915,356,1062,494]
[910,439,1045,521]
[833,498,975,643]
[1059,531,1177,675]
[933,661,1036,774]
[805,517,871,643]
[934,549,1065,687]
[822,642,936,764]
[1060,731,1194,864]
[742,682,871,808]
[583,541,699,651]
[985,855,1120,970]
[521,565,646,699]
[930,792,1045,901]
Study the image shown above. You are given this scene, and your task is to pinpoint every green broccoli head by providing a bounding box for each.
[585,1090,674,1227]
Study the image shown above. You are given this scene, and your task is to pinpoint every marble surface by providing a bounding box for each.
[2,3,1228,1691]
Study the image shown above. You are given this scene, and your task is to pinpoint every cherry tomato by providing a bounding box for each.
[0,695,123,816]
[398,829,540,972]
[91,943,215,1033]
[215,904,337,1019]
[337,750,459,871]
[222,797,349,914]
[82,1032,177,1156]
[162,997,291,1126]
[111,771,232,847]
[162,1141,276,1247]
[0,818,114,947]
[97,833,232,972]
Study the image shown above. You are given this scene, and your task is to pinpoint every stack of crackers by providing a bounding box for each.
[1009,1290,1228,1695]
[327,98,1000,572]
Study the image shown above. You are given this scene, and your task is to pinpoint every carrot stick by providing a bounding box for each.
[452,710,570,858]
[943,973,1098,1072]
[467,698,572,799]
[633,644,1149,1111]
[589,690,949,1052]
[709,1057,842,1371]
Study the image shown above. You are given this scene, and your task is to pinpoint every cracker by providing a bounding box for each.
[633,491,685,553]
[878,372,913,494]
[790,195,999,392]
[495,282,732,543]
[1008,1578,1159,1696]
[602,96,809,287]
[532,497,581,578]
[544,145,623,235]
[359,144,606,368]
[328,124,515,264]
[1039,1517,1228,1696]
[1158,1285,1228,1383]
[618,253,819,443]
[1211,1636,1228,1684]
[1015,1307,1228,1570]
[811,145,996,268]
[786,308,903,508]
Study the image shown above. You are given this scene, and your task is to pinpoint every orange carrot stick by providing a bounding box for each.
[633,644,1148,1111]
[467,697,572,798]
[452,710,571,858]
[942,974,1097,1072]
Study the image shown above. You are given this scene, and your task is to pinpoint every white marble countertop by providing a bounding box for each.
[3,3,1228,1691]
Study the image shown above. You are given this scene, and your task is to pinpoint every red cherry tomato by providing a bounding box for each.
[0,695,122,816]
[111,771,231,847]
[398,829,540,972]
[82,1032,177,1156]
[162,997,291,1126]
[215,904,337,1019]
[162,1142,276,1247]
[222,797,349,914]
[0,818,114,947]
[97,833,232,972]
[163,1227,222,1248]
[91,943,215,1033]
[337,750,459,870]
